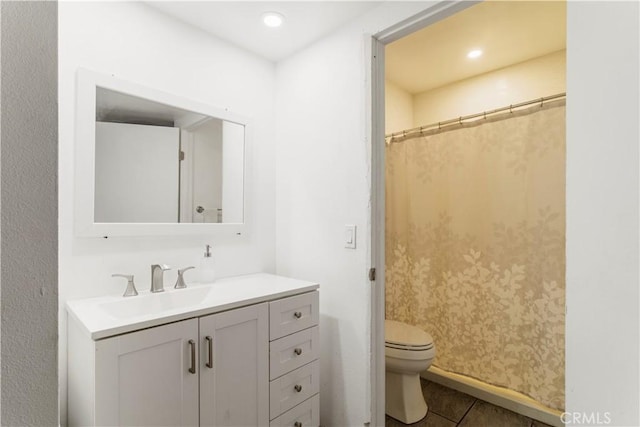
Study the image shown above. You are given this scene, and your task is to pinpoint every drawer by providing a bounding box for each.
[270,291,319,340]
[270,326,319,380]
[270,360,320,419]
[270,394,319,427]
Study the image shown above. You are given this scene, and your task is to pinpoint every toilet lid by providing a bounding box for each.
[385,319,434,349]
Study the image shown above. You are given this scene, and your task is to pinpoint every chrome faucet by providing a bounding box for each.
[150,264,170,293]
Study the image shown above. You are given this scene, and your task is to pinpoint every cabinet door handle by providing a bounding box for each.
[294,348,302,356]
[293,311,302,319]
[294,422,302,427]
[294,384,302,393]
[205,336,213,369]
[188,339,196,374]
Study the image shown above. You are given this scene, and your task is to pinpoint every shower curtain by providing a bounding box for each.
[385,101,565,410]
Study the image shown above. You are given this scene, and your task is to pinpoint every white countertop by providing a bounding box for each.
[67,273,319,340]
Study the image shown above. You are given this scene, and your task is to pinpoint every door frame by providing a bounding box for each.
[368,2,480,424]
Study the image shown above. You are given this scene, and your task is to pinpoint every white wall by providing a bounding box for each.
[192,119,223,223]
[386,50,566,135]
[565,2,639,425]
[412,50,566,126]
[59,2,276,425]
[385,79,414,134]
[277,1,639,426]
[222,121,246,223]
[95,122,180,223]
[275,3,440,425]
[1,2,58,425]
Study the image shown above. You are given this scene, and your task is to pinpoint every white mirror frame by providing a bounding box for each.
[74,69,250,237]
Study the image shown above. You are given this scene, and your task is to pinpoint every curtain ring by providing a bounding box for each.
[540,97,544,108]
[458,117,462,125]
[483,111,487,120]
[509,104,513,113]
[438,122,441,130]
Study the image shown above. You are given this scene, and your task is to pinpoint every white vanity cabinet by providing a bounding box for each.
[268,291,320,427]
[92,319,200,426]
[72,304,269,427]
[199,303,269,427]
[67,274,319,427]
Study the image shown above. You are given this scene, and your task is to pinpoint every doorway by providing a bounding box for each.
[370,2,566,425]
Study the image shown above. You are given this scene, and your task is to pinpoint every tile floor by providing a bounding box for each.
[385,379,554,427]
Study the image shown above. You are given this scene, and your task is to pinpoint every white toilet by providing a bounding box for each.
[385,319,436,424]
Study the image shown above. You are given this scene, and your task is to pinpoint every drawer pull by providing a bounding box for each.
[205,336,213,369]
[294,347,303,356]
[293,311,302,319]
[188,340,196,374]
[294,384,302,393]
[294,422,302,427]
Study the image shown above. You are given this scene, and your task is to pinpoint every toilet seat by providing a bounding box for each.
[385,319,434,348]
[385,342,434,351]
[385,320,435,361]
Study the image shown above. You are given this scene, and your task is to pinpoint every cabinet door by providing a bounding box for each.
[95,319,199,427]
[200,303,269,427]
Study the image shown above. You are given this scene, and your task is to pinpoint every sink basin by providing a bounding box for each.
[99,286,212,319]
[67,273,320,340]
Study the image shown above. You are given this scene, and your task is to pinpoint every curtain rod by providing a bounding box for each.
[385,92,566,140]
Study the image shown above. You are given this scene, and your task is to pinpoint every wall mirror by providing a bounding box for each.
[75,69,248,237]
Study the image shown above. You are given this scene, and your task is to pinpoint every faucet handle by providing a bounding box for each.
[175,266,195,289]
[112,274,138,297]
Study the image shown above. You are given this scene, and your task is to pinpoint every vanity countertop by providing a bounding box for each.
[67,273,319,340]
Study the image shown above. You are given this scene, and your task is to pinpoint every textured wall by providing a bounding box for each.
[1,1,58,425]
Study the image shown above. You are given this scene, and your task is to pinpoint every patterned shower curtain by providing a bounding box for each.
[385,101,565,410]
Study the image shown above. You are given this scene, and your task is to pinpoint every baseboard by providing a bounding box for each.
[422,366,564,427]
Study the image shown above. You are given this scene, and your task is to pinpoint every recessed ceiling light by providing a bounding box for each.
[467,49,483,59]
[262,12,284,28]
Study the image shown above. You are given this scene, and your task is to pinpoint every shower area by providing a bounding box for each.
[384,1,566,419]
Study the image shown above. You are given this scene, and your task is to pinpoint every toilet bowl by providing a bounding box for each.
[385,319,436,424]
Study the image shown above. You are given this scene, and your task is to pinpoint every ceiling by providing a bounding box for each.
[386,1,566,94]
[146,1,565,92]
[147,1,380,62]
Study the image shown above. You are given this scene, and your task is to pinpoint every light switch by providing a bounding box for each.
[345,225,356,249]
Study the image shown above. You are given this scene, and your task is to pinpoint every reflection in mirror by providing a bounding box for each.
[94,88,244,224]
